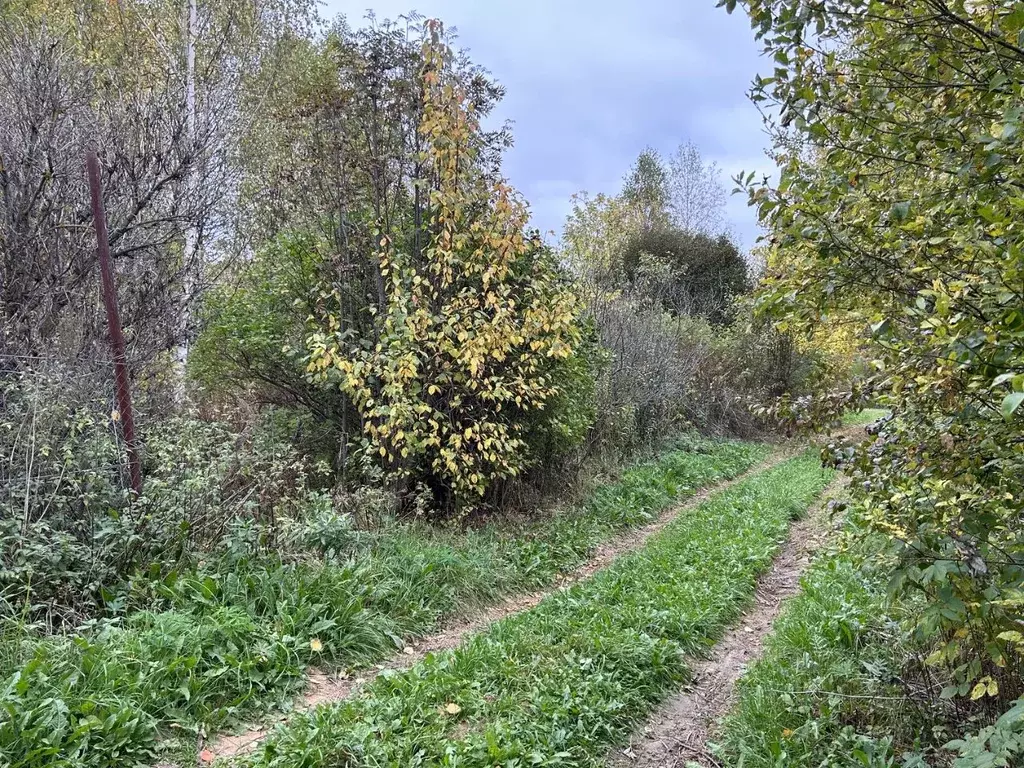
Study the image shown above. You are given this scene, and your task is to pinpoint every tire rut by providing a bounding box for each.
[200,446,802,763]
[605,477,847,768]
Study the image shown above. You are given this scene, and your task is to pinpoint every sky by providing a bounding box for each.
[323,0,773,249]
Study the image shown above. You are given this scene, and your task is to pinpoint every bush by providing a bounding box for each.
[582,295,823,451]
[305,33,586,515]
[622,227,750,323]
[739,0,1024,704]
[0,366,320,626]
[190,233,351,469]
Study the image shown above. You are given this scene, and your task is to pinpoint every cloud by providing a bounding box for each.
[324,0,772,247]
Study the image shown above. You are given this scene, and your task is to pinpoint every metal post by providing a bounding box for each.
[86,148,143,496]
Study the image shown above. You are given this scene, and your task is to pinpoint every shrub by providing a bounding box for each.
[0,365,319,625]
[622,227,751,322]
[189,234,352,474]
[737,0,1024,701]
[306,29,586,515]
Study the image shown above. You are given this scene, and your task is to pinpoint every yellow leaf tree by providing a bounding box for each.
[306,21,583,513]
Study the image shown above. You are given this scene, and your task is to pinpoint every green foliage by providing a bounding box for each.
[517,318,604,468]
[948,697,1024,767]
[2,436,765,765]
[198,17,520,491]
[566,148,749,324]
[191,233,328,412]
[622,227,751,322]
[0,368,318,626]
[731,0,1024,698]
[0,608,303,768]
[241,452,833,768]
[717,525,1024,767]
[621,147,670,231]
[561,146,829,448]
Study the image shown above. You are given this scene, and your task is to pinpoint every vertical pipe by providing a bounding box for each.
[86,148,143,496]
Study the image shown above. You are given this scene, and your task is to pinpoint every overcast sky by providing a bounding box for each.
[323,0,773,249]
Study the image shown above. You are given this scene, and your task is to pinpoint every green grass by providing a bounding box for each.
[841,408,889,427]
[241,451,834,768]
[713,537,924,767]
[1,435,768,768]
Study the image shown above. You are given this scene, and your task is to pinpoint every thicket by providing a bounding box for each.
[0,7,854,764]
[562,149,839,450]
[728,0,1024,757]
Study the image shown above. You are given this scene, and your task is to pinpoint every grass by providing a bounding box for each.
[240,451,834,768]
[842,407,890,427]
[0,435,768,768]
[713,535,932,767]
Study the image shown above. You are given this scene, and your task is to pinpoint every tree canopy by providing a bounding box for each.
[730,0,1024,702]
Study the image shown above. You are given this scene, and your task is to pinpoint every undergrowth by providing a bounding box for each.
[240,451,833,768]
[0,435,767,768]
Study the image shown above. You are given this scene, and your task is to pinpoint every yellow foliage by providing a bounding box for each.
[306,25,583,510]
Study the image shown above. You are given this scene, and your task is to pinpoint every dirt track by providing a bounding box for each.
[605,478,844,767]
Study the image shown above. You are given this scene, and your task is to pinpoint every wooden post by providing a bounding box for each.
[86,148,143,496]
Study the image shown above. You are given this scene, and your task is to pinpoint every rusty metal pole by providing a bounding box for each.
[87,148,143,496]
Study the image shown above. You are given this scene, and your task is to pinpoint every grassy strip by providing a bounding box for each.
[841,407,889,427]
[713,536,920,767]
[241,451,834,768]
[1,436,768,768]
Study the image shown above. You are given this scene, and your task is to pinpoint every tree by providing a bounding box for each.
[621,228,750,322]
[730,0,1024,703]
[666,140,728,237]
[566,148,747,321]
[306,22,583,513]
[195,16,514,481]
[561,191,635,301]
[621,147,670,231]
[0,0,312,364]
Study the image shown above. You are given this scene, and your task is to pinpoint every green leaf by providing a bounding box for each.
[1002,392,1024,418]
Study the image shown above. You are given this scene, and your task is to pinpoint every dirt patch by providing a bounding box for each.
[201,448,802,763]
[606,478,846,768]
